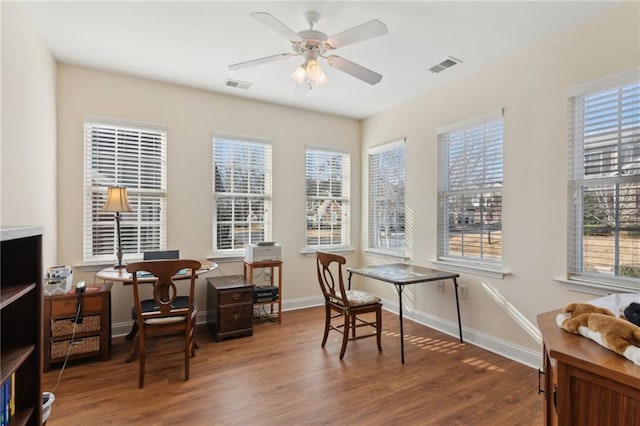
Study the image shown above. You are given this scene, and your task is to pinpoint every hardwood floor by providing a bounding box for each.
[43,307,543,425]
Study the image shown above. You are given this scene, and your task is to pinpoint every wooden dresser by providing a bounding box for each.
[537,309,640,425]
[207,276,254,341]
[44,284,112,371]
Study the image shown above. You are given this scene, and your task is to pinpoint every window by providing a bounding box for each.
[368,140,406,255]
[83,118,167,263]
[213,135,272,256]
[305,148,350,249]
[568,73,640,288]
[438,113,503,264]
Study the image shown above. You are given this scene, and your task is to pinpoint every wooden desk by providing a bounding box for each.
[537,309,640,425]
[347,263,461,363]
[96,263,217,283]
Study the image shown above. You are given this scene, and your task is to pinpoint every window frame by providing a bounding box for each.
[212,134,272,258]
[304,146,351,250]
[567,70,640,292]
[367,139,406,257]
[437,111,504,269]
[83,116,167,264]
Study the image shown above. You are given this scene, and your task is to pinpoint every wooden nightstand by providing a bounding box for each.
[43,283,112,371]
[207,276,254,341]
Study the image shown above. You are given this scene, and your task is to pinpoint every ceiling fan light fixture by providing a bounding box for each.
[305,58,324,81]
[315,71,328,86]
[291,65,307,85]
[234,11,388,87]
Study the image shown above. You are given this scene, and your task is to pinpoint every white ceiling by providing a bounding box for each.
[22,1,615,119]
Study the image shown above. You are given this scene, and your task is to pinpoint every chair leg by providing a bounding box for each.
[339,313,350,360]
[351,315,356,338]
[321,305,331,348]
[376,306,383,352]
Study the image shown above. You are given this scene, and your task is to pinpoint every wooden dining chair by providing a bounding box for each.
[126,250,181,341]
[126,259,201,388]
[315,251,382,360]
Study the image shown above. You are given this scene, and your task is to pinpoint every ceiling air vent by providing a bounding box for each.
[428,56,462,74]
[225,79,253,90]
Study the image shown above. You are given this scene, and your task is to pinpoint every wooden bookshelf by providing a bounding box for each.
[1,226,43,425]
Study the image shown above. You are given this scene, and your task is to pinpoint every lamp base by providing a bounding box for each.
[113,263,127,269]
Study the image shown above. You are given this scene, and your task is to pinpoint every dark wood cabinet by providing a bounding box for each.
[43,284,112,371]
[207,276,254,341]
[1,226,43,425]
[538,309,640,425]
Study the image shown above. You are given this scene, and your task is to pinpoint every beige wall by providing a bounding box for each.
[56,66,361,331]
[3,1,639,367]
[359,2,640,364]
[1,3,58,268]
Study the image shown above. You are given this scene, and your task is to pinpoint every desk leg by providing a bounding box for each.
[396,284,405,364]
[453,277,463,343]
[126,329,140,363]
[125,322,138,341]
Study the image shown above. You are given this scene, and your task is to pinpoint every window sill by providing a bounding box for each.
[208,254,245,263]
[301,246,355,255]
[431,259,509,280]
[554,276,640,296]
[363,248,409,261]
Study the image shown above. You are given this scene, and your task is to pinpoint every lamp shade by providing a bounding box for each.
[102,187,133,213]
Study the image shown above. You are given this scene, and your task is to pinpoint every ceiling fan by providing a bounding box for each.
[229,11,388,88]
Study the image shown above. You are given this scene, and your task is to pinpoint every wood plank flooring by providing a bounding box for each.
[43,307,543,425]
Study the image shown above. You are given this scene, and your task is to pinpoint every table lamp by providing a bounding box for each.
[102,186,134,269]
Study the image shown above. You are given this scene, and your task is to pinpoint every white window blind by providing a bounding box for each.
[213,136,272,255]
[83,118,167,263]
[305,148,350,248]
[568,74,640,286]
[368,140,405,255]
[438,116,503,263]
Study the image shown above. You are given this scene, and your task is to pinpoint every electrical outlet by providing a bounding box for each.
[459,285,468,299]
[437,281,444,293]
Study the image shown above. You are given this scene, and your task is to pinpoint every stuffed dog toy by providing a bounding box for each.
[556,302,640,365]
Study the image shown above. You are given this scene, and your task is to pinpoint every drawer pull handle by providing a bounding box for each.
[232,292,241,300]
[537,368,545,394]
[232,313,240,321]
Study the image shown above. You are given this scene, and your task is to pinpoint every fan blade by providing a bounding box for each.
[326,19,388,49]
[326,55,383,85]
[229,53,294,70]
[251,12,303,42]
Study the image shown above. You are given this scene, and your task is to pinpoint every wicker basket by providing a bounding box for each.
[51,315,101,337]
[51,336,100,359]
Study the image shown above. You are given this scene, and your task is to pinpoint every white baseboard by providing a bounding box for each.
[112,295,542,369]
